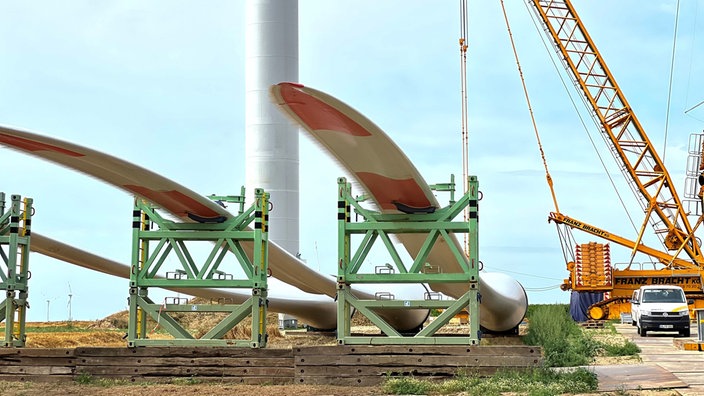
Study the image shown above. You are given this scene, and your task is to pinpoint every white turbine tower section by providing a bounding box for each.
[245,0,300,256]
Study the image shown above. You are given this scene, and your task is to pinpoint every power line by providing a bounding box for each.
[523,284,562,292]
[487,267,563,281]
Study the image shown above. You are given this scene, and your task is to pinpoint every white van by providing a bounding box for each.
[631,285,691,337]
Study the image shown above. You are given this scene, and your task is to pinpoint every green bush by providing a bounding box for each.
[523,304,641,366]
[74,372,93,385]
[523,304,599,367]
[601,340,640,356]
[383,377,432,395]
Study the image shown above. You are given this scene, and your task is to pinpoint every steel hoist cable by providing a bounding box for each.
[663,0,681,162]
[499,0,559,213]
[501,0,581,270]
[521,0,638,235]
[459,0,470,254]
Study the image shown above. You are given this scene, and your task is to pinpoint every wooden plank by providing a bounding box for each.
[0,345,549,388]
[673,373,704,385]
[655,361,704,373]
[0,348,75,357]
[295,354,540,367]
[0,365,74,375]
[74,346,292,358]
[76,365,294,377]
[0,374,74,383]
[637,346,686,354]
[296,375,390,386]
[295,375,452,386]
[0,357,76,366]
[295,364,499,377]
[679,386,704,396]
[640,354,703,362]
[74,356,294,367]
[294,345,540,356]
[95,375,294,385]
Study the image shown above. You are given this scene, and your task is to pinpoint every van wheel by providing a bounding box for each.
[638,325,647,337]
[631,320,636,326]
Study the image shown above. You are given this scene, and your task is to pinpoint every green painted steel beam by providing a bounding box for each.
[128,188,270,348]
[339,336,479,345]
[342,274,476,283]
[0,193,32,348]
[130,338,257,347]
[203,292,267,342]
[345,294,401,338]
[336,176,481,346]
[0,300,7,322]
[417,292,473,337]
[134,295,194,339]
[137,279,262,288]
[139,231,256,239]
[344,222,471,232]
[334,298,474,310]
[407,230,441,273]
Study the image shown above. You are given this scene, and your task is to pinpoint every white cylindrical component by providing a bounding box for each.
[245,0,300,255]
[477,272,528,332]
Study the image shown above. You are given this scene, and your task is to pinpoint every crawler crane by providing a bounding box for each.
[528,0,704,320]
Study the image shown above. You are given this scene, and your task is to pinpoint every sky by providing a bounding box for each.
[1,1,703,322]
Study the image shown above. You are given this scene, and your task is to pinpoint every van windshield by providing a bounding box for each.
[641,289,685,303]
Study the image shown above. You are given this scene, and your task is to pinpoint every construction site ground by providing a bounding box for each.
[596,323,703,395]
[0,316,701,395]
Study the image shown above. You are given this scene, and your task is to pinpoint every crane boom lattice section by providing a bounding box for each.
[530,0,702,265]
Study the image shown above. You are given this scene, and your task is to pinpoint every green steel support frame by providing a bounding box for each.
[336,176,481,345]
[128,188,270,348]
[0,193,33,347]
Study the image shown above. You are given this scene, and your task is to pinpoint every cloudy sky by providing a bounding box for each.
[1,1,702,322]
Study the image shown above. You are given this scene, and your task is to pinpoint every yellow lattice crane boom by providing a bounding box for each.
[527,0,704,319]
[548,212,695,270]
[530,0,703,266]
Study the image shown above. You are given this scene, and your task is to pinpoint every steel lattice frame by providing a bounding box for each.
[0,193,32,347]
[336,176,481,345]
[531,0,702,267]
[128,189,270,348]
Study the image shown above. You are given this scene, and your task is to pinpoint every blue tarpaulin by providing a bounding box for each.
[569,291,604,322]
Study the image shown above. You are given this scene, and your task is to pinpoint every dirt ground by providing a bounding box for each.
[0,382,384,396]
[0,381,680,396]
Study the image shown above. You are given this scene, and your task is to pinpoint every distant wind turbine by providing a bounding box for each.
[67,282,73,322]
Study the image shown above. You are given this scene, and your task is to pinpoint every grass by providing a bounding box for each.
[74,372,95,385]
[384,304,641,395]
[524,304,639,366]
[383,367,598,395]
[17,326,124,334]
[523,304,598,367]
[170,377,203,385]
[601,338,641,356]
[74,372,200,388]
